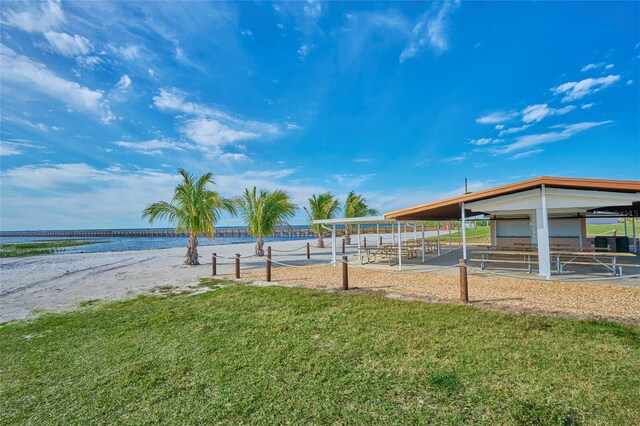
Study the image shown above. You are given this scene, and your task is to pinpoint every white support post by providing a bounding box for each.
[436,221,441,256]
[391,224,395,245]
[398,221,403,271]
[624,219,628,237]
[448,221,452,251]
[357,224,361,250]
[331,224,337,266]
[414,223,418,242]
[633,217,637,254]
[461,203,468,260]
[376,224,380,247]
[536,185,552,279]
[404,222,407,243]
[421,223,425,262]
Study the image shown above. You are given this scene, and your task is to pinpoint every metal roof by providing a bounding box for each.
[384,176,640,220]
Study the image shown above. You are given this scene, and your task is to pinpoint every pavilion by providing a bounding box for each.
[315,176,640,279]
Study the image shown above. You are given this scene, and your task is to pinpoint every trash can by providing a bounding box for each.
[594,236,609,251]
[615,236,630,253]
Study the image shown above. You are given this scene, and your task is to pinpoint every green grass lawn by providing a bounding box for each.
[0,240,98,257]
[2,281,639,425]
[586,222,639,237]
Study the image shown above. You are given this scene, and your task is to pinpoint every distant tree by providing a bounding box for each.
[343,191,378,244]
[142,169,236,265]
[304,193,341,248]
[235,187,298,256]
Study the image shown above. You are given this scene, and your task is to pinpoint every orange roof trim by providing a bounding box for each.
[384,176,640,220]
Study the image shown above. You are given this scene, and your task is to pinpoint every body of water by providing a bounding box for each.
[0,232,312,255]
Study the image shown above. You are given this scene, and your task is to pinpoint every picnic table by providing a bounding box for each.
[551,250,636,276]
[471,248,637,277]
[357,244,420,266]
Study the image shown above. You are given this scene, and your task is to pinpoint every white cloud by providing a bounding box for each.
[442,155,466,162]
[509,149,544,160]
[298,43,311,58]
[108,44,141,60]
[114,139,189,155]
[581,103,595,109]
[286,123,302,130]
[76,55,102,69]
[399,1,460,62]
[240,29,253,37]
[153,88,280,153]
[498,124,530,137]
[627,80,633,86]
[219,152,250,162]
[552,75,620,102]
[3,0,65,33]
[181,118,259,149]
[496,121,612,154]
[303,0,323,19]
[0,44,113,122]
[475,111,517,124]
[0,163,183,229]
[333,173,375,188]
[115,74,132,91]
[494,124,504,130]
[521,103,575,123]
[1,142,24,156]
[469,138,499,146]
[605,64,614,70]
[44,31,92,57]
[580,62,604,72]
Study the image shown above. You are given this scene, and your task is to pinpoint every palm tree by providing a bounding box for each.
[235,187,298,256]
[142,169,235,265]
[343,191,378,244]
[304,193,341,248]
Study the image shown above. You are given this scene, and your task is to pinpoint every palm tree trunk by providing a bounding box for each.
[255,236,265,256]
[344,226,351,245]
[185,233,199,265]
[317,234,325,248]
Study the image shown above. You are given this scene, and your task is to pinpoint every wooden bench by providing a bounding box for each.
[471,250,538,273]
[550,251,637,277]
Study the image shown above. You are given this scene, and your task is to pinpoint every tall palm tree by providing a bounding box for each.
[142,169,235,265]
[343,191,378,244]
[304,193,341,248]
[235,187,298,256]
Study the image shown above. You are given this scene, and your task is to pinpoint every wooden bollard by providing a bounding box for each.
[306,242,310,259]
[459,258,468,303]
[266,246,272,282]
[364,237,367,248]
[342,255,349,290]
[212,253,217,276]
[235,254,240,279]
[342,238,346,253]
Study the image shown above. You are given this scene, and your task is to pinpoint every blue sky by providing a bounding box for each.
[1,0,638,230]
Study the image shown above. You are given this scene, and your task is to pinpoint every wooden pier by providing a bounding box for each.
[0,227,319,239]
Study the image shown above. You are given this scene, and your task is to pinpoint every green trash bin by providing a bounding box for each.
[615,236,630,253]
[594,236,609,251]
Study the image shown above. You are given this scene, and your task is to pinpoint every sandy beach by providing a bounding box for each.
[0,238,327,322]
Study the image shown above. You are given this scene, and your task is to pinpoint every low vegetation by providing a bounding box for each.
[0,240,97,258]
[2,282,638,424]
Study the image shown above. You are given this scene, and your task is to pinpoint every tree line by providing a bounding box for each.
[142,169,377,265]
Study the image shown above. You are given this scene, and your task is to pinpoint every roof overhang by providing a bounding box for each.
[312,216,397,225]
[384,176,640,220]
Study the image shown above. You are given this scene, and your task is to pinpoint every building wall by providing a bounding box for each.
[491,216,587,248]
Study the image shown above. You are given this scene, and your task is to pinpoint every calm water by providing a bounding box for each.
[0,232,312,255]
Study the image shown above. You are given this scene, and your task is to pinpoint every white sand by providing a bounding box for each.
[1,238,330,322]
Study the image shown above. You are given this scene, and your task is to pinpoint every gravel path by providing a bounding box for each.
[236,264,640,325]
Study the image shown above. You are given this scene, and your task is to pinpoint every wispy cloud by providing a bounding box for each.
[114,139,190,156]
[153,88,282,156]
[496,121,612,154]
[469,138,500,146]
[0,44,114,123]
[498,125,530,137]
[552,75,620,102]
[3,0,65,33]
[521,103,575,123]
[399,1,460,62]
[475,111,518,124]
[509,149,543,160]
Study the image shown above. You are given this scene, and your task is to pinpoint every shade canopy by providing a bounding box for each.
[384,176,640,221]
